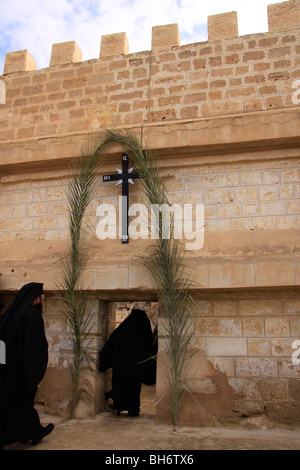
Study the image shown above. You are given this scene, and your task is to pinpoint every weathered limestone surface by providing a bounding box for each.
[0,227,299,292]
[50,41,83,67]
[1,12,300,142]
[151,24,180,50]
[208,11,239,41]
[0,0,299,425]
[3,50,36,75]
[268,0,300,32]
[100,33,129,58]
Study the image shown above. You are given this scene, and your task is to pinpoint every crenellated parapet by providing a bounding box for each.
[0,0,299,147]
[2,0,300,74]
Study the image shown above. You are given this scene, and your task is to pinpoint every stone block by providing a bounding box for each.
[128,265,152,289]
[271,338,295,356]
[239,299,283,316]
[257,377,288,400]
[279,358,300,378]
[291,317,300,335]
[243,313,264,336]
[4,50,36,75]
[288,378,300,401]
[94,265,128,289]
[255,261,296,286]
[195,317,242,336]
[232,398,265,417]
[265,317,290,336]
[208,261,255,289]
[100,32,129,58]
[265,402,300,424]
[45,316,67,333]
[208,12,238,41]
[50,41,82,67]
[248,338,271,356]
[192,300,212,317]
[236,357,278,378]
[268,0,300,32]
[229,377,260,400]
[151,24,180,51]
[206,337,247,356]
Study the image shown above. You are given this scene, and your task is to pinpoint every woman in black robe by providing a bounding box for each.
[0,282,53,449]
[99,309,157,417]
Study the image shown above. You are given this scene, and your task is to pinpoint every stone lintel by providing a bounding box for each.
[50,41,82,67]
[3,50,36,75]
[207,11,238,41]
[0,230,299,291]
[100,32,129,58]
[151,24,180,51]
[268,0,300,32]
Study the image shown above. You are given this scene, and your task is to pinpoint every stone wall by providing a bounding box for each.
[0,0,299,425]
[1,154,299,245]
[1,15,300,141]
[0,147,299,296]
[157,289,300,425]
[38,296,106,418]
[200,289,300,423]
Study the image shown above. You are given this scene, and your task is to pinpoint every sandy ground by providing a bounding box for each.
[2,386,300,452]
[3,409,300,451]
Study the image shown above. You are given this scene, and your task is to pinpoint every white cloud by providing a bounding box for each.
[0,0,280,74]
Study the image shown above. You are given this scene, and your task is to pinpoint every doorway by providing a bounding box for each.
[105,300,158,416]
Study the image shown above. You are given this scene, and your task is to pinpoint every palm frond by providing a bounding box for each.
[56,135,106,418]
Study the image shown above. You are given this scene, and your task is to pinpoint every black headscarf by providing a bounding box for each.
[0,282,44,349]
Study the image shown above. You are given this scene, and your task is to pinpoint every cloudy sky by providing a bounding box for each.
[0,0,279,74]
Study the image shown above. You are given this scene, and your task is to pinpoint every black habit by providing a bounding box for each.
[0,282,48,447]
[99,309,156,416]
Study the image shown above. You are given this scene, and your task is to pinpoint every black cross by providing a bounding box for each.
[103,154,140,244]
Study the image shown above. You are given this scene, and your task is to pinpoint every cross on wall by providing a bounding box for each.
[103,154,141,244]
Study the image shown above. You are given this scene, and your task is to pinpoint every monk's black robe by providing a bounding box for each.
[99,309,156,415]
[0,283,48,447]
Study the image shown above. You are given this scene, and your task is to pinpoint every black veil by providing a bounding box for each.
[0,282,48,446]
[99,308,157,414]
[99,308,156,384]
[0,282,44,351]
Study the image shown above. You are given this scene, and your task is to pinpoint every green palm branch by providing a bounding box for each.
[57,136,106,418]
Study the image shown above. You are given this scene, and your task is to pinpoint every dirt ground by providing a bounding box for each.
[2,385,300,452]
[3,409,300,451]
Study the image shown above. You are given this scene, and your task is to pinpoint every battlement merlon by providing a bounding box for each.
[2,0,300,74]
